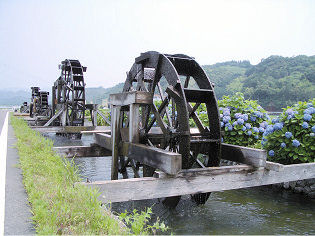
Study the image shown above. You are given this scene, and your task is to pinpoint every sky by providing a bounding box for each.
[0,0,315,91]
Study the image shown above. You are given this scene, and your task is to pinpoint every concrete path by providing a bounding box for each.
[1,111,35,235]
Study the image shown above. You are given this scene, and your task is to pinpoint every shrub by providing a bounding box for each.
[263,99,315,164]
[215,93,270,147]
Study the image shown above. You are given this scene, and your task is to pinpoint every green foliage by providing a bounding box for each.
[10,116,126,234]
[119,208,168,235]
[263,99,315,164]
[217,93,270,147]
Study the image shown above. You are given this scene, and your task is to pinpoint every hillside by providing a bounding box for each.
[1,55,314,110]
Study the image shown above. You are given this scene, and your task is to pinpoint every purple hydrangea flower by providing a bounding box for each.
[292,139,300,147]
[259,127,265,133]
[232,121,238,127]
[268,150,275,157]
[242,126,246,131]
[312,126,315,133]
[223,110,230,116]
[254,135,259,139]
[285,132,292,139]
[247,131,252,136]
[302,122,309,129]
[304,114,312,121]
[250,116,256,122]
[280,142,286,148]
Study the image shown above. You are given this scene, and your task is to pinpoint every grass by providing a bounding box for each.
[10,115,126,234]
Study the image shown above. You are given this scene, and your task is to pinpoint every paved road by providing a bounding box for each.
[1,110,35,234]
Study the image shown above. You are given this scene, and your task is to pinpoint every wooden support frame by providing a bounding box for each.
[53,144,111,157]
[32,126,110,133]
[82,162,315,203]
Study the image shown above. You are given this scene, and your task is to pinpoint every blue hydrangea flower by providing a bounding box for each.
[280,142,286,148]
[234,113,241,119]
[232,121,238,127]
[253,127,259,133]
[221,137,224,142]
[261,140,265,146]
[304,114,312,121]
[312,126,315,133]
[285,132,292,139]
[310,133,315,137]
[242,114,248,121]
[242,126,246,131]
[285,109,294,116]
[307,103,313,108]
[237,118,244,125]
[247,131,252,136]
[302,122,309,129]
[259,127,265,133]
[250,116,256,122]
[245,123,251,129]
[260,121,267,128]
[287,115,293,120]
[220,114,223,119]
[266,125,274,133]
[223,110,230,116]
[223,116,231,123]
[254,135,259,139]
[272,118,279,124]
[226,123,233,131]
[220,121,224,128]
[292,139,300,147]
[262,137,267,142]
[268,150,275,157]
[304,107,315,115]
[274,123,284,131]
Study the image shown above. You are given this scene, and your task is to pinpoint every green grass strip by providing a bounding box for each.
[10,116,126,234]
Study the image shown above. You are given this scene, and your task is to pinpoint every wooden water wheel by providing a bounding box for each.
[118,51,221,208]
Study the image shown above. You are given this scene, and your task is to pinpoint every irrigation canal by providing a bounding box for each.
[48,133,315,235]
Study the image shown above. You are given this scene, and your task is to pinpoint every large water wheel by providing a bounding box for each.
[119,51,221,208]
[51,59,86,127]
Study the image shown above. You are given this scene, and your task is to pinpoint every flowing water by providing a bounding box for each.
[48,133,315,235]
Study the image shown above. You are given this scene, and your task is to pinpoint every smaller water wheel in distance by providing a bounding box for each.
[120,51,221,208]
[58,59,87,127]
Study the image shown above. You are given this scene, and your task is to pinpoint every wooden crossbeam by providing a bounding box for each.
[109,91,153,106]
[53,145,111,157]
[82,162,315,203]
[32,126,110,133]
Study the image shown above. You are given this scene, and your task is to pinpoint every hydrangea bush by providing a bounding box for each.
[215,93,270,147]
[263,99,315,164]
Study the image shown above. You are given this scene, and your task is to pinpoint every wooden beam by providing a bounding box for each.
[109,91,153,106]
[31,126,110,133]
[221,143,266,167]
[120,142,182,175]
[82,162,315,203]
[53,144,111,157]
[184,88,214,103]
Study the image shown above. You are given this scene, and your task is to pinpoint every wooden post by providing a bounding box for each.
[111,105,121,180]
[129,104,140,143]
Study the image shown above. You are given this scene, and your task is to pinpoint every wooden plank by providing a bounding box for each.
[120,142,182,175]
[109,91,153,106]
[82,162,315,203]
[94,133,112,150]
[13,113,30,116]
[32,126,110,133]
[221,143,266,167]
[53,144,111,157]
[266,161,284,172]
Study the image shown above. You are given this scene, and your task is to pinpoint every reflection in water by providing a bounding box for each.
[48,133,315,235]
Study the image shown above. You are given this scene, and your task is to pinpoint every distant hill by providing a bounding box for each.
[1,55,314,110]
